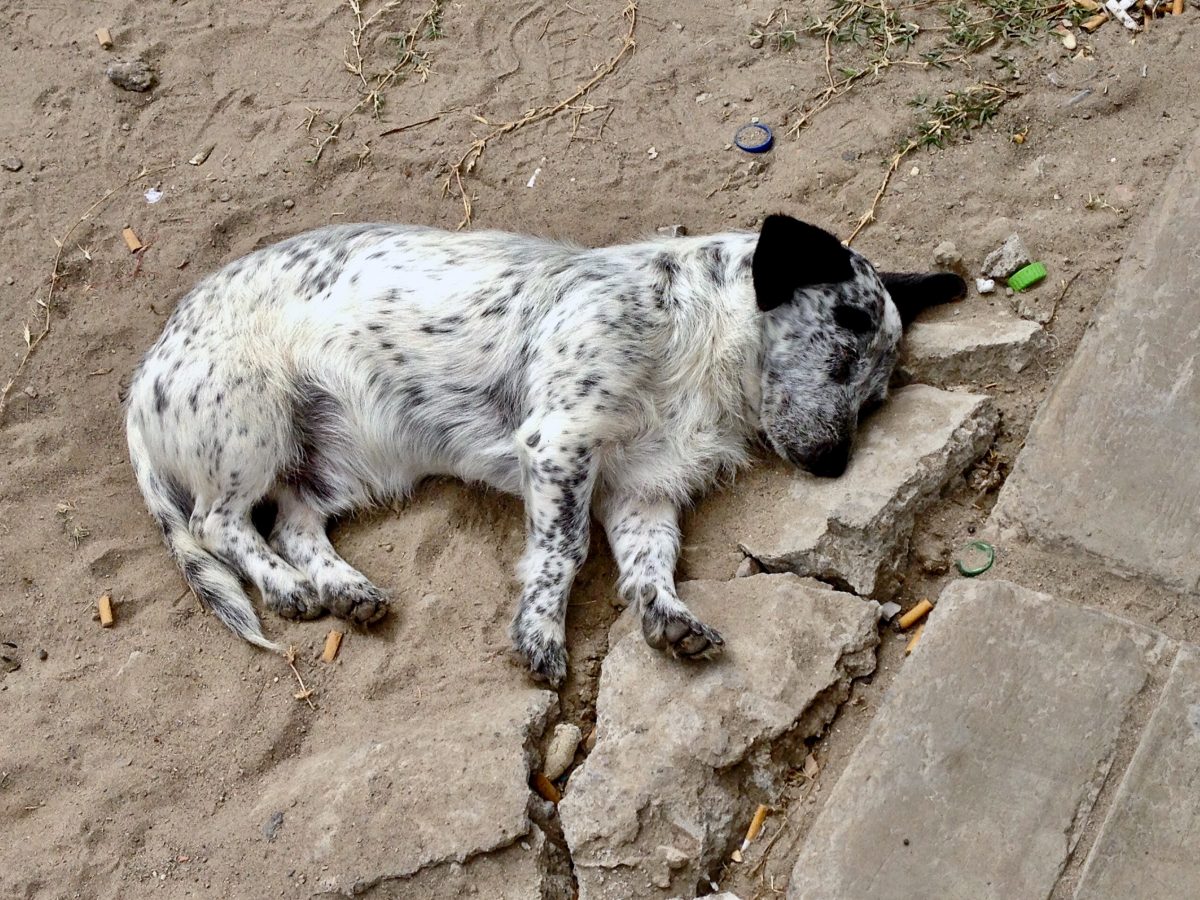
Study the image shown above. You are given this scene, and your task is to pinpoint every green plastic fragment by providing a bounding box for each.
[1008,262,1046,292]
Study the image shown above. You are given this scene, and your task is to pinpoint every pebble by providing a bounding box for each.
[106,58,156,92]
[749,34,764,49]
[283,199,295,210]
[982,233,1032,279]
[656,224,687,238]
[734,556,761,578]
[932,240,966,276]
[2,157,23,172]
[218,192,232,202]
[543,723,583,781]
[4,275,14,285]
[36,649,48,661]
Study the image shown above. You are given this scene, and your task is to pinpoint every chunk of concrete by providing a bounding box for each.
[993,127,1200,593]
[982,233,1032,279]
[898,315,1045,386]
[682,385,997,595]
[1074,645,1200,900]
[560,575,880,899]
[787,580,1171,900]
[247,688,561,896]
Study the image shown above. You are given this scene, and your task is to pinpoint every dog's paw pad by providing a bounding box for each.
[644,611,724,660]
[268,583,324,621]
[323,582,390,625]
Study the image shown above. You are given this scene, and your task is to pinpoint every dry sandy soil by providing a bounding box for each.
[2,1,1199,897]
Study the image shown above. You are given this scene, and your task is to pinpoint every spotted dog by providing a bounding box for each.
[125,214,963,686]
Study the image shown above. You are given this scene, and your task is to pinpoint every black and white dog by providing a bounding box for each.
[125,215,962,685]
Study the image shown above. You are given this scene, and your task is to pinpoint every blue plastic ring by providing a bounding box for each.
[734,123,774,153]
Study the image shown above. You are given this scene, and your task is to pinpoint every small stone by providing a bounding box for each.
[655,224,687,238]
[2,157,23,172]
[106,58,156,92]
[1062,32,1077,51]
[218,192,232,202]
[4,275,14,285]
[262,811,284,842]
[646,147,658,160]
[283,199,295,210]
[975,277,996,294]
[749,34,764,49]
[36,648,48,661]
[982,233,1033,279]
[543,723,582,781]
[878,601,902,621]
[734,556,761,578]
[22,386,37,399]
[932,240,967,277]
[695,92,710,104]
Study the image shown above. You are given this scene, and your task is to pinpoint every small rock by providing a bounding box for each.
[106,58,156,92]
[262,811,284,842]
[647,147,658,160]
[2,157,23,172]
[283,199,295,210]
[36,648,48,661]
[734,556,761,578]
[879,601,902,621]
[982,234,1032,279]
[695,92,710,104]
[218,192,232,203]
[543,723,583,781]
[22,386,37,399]
[4,275,14,285]
[655,224,687,238]
[976,277,996,295]
[749,34,764,49]
[932,240,967,277]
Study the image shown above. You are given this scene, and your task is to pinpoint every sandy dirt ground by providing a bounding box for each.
[2,1,1199,897]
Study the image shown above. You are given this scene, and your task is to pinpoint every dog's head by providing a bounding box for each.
[753,214,965,477]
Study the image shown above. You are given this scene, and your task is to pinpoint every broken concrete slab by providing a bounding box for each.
[682,385,997,595]
[560,575,880,900]
[246,687,562,897]
[1074,645,1200,900]
[993,127,1200,593]
[898,315,1045,387]
[787,579,1171,900]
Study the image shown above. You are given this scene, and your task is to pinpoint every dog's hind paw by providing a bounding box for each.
[267,582,325,621]
[643,608,724,660]
[322,581,390,625]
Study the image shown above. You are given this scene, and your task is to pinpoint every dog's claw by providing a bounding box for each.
[643,610,724,660]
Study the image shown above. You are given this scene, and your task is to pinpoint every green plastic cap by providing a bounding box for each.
[1008,261,1047,292]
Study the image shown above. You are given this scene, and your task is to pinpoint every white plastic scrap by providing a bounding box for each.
[144,187,163,204]
[976,277,996,294]
[1105,0,1140,30]
[526,166,542,189]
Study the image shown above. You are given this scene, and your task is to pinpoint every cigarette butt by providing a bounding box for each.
[98,592,114,627]
[1073,0,1100,9]
[744,804,769,844]
[321,630,343,663]
[897,599,934,630]
[1172,0,1183,13]
[95,27,113,49]
[584,726,597,752]
[905,622,925,655]
[532,771,561,804]
[122,227,143,252]
[1080,11,1109,30]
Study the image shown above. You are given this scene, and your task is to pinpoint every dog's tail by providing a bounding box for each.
[126,414,282,653]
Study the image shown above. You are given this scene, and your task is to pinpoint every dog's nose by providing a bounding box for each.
[804,438,851,478]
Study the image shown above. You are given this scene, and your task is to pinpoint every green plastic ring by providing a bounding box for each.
[1008,262,1047,292]
[955,540,995,577]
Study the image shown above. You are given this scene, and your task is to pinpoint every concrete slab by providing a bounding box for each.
[681,385,996,596]
[898,315,1045,387]
[561,575,880,900]
[787,579,1171,900]
[993,128,1200,593]
[1074,645,1200,900]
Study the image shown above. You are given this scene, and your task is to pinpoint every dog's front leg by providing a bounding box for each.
[510,426,600,687]
[599,493,724,660]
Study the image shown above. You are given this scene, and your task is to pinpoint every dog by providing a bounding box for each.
[124,214,963,686]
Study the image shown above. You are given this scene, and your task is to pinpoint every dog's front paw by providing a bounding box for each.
[322,581,390,625]
[642,606,725,660]
[511,617,568,688]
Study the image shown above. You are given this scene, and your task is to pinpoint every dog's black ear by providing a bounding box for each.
[881,272,967,325]
[753,214,854,311]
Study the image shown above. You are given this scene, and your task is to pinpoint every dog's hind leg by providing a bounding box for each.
[509,424,600,688]
[598,493,724,660]
[193,494,325,621]
[268,487,389,625]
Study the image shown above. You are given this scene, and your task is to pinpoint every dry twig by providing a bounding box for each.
[285,646,317,709]
[442,1,638,228]
[0,164,174,423]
